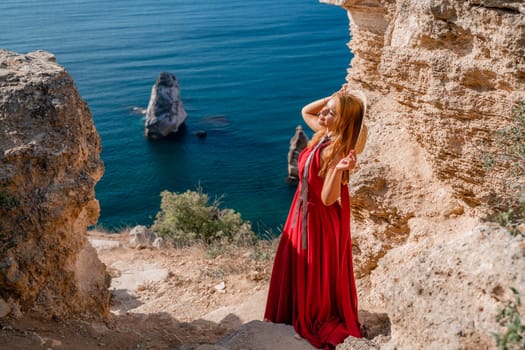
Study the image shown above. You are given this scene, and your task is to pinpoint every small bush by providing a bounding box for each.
[151,188,257,246]
[492,287,525,350]
[494,196,525,237]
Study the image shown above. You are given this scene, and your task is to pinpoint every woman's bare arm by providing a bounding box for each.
[321,167,343,206]
[321,150,357,206]
[301,97,330,132]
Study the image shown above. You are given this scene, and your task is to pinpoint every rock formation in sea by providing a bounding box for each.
[318,0,525,349]
[0,49,110,319]
[287,125,309,183]
[145,72,187,138]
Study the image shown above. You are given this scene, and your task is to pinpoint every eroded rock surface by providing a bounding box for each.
[319,1,525,349]
[0,49,109,319]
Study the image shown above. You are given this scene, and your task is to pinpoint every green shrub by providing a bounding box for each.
[151,188,257,246]
[492,287,525,350]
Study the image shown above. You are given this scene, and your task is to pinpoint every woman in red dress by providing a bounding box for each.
[264,88,367,349]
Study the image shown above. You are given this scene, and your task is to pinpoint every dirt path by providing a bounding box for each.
[0,230,277,350]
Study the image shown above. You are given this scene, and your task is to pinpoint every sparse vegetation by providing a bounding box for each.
[104,272,112,289]
[493,196,525,237]
[151,188,257,247]
[492,287,525,350]
[483,101,525,236]
[483,101,525,175]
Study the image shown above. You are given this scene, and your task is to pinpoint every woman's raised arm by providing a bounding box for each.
[301,97,330,132]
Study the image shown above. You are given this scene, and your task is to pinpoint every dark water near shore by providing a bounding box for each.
[1,0,352,235]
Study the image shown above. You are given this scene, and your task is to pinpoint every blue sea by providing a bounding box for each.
[1,0,352,236]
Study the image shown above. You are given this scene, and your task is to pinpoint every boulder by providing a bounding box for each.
[217,320,317,350]
[129,225,155,248]
[89,239,121,251]
[0,49,109,319]
[287,125,309,183]
[152,236,166,249]
[145,72,187,138]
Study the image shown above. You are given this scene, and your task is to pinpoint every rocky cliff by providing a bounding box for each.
[317,0,525,349]
[0,49,109,319]
[1,1,524,347]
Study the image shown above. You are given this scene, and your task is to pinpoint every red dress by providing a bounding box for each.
[264,140,361,349]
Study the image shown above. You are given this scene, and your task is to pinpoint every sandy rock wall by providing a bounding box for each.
[319,0,525,348]
[0,49,109,319]
[331,0,525,209]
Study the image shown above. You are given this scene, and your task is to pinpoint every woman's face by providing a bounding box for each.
[318,97,339,130]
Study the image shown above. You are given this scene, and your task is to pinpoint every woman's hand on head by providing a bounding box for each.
[335,150,357,171]
[301,96,330,132]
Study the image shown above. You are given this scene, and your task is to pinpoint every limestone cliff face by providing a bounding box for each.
[0,50,109,319]
[330,0,525,210]
[319,1,525,349]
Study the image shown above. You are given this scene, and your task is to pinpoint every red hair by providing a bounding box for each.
[308,92,364,184]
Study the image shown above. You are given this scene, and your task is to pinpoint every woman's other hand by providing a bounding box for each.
[321,150,356,206]
[335,150,357,171]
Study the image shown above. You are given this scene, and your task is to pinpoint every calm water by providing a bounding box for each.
[1,0,352,235]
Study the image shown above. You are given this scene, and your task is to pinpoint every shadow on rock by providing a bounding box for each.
[0,309,237,350]
[359,309,391,339]
[109,289,143,314]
